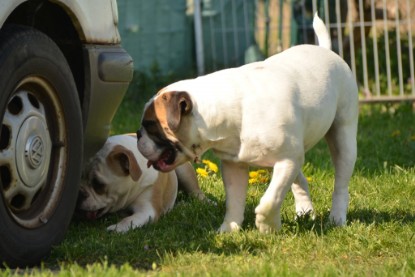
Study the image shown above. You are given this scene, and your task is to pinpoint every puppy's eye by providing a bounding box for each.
[92,177,106,195]
[142,120,155,129]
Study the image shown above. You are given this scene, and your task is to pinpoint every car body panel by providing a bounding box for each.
[81,45,133,163]
[0,0,134,163]
[0,0,121,43]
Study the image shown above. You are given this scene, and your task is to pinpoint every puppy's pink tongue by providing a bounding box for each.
[85,211,98,220]
[148,159,170,171]
[147,155,169,170]
[156,160,169,171]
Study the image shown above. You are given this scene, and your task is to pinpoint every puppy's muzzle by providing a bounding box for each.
[77,187,88,206]
[136,130,142,140]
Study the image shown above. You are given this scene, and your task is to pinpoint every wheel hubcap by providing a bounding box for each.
[16,116,52,189]
[26,135,44,169]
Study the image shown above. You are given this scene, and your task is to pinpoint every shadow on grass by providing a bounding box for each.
[278,207,415,237]
[50,194,415,270]
[347,208,415,225]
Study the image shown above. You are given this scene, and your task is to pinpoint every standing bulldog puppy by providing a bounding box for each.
[78,134,205,233]
[136,14,358,233]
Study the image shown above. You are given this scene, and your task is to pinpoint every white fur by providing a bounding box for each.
[137,14,358,233]
[79,135,205,233]
[313,12,331,50]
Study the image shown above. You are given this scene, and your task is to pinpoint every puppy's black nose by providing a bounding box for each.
[136,130,142,140]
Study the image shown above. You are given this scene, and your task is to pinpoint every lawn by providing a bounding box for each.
[7,80,415,276]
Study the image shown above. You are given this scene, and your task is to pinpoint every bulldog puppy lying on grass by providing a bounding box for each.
[77,134,206,233]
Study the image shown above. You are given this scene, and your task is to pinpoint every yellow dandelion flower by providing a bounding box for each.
[248,178,257,185]
[201,160,218,173]
[196,168,208,178]
[306,176,313,183]
[207,161,218,173]
[249,171,259,178]
[249,169,271,184]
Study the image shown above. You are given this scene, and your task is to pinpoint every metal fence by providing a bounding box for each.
[193,0,415,102]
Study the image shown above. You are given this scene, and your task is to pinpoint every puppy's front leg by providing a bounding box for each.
[218,160,249,233]
[107,190,155,233]
[107,208,155,233]
[255,159,301,233]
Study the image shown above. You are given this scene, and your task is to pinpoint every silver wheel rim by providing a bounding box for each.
[0,76,67,228]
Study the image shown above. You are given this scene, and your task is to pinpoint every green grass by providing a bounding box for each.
[7,85,415,276]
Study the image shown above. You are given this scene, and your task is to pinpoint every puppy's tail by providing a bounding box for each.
[313,12,331,50]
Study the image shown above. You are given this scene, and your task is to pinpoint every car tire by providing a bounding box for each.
[0,25,82,267]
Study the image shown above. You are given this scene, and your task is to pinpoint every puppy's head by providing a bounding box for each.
[78,141,142,220]
[137,90,197,172]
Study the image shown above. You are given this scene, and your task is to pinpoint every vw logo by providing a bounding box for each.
[26,136,44,169]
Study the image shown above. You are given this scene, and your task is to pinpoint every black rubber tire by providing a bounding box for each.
[0,25,82,267]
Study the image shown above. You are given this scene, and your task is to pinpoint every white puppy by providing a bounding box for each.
[136,14,358,233]
[78,134,205,233]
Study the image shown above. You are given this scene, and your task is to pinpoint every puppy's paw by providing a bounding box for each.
[191,193,217,206]
[328,211,347,226]
[107,223,131,233]
[294,200,314,219]
[107,214,153,233]
[217,221,241,233]
[255,203,281,233]
[255,213,281,234]
[294,208,315,221]
[192,192,207,201]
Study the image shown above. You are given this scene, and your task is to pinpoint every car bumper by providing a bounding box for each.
[81,45,133,163]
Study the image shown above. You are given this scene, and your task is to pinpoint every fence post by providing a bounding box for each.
[194,0,205,76]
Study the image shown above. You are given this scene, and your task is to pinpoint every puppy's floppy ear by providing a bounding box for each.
[161,91,192,132]
[107,145,142,181]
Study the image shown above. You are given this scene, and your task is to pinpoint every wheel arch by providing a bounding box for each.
[2,0,86,113]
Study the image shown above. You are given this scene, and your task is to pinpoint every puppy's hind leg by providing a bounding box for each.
[291,172,314,219]
[325,121,357,226]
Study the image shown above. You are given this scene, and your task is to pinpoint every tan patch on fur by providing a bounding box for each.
[151,171,178,219]
[143,91,192,141]
[158,91,192,132]
[142,91,199,162]
[142,100,170,140]
[153,94,174,136]
[106,145,142,181]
